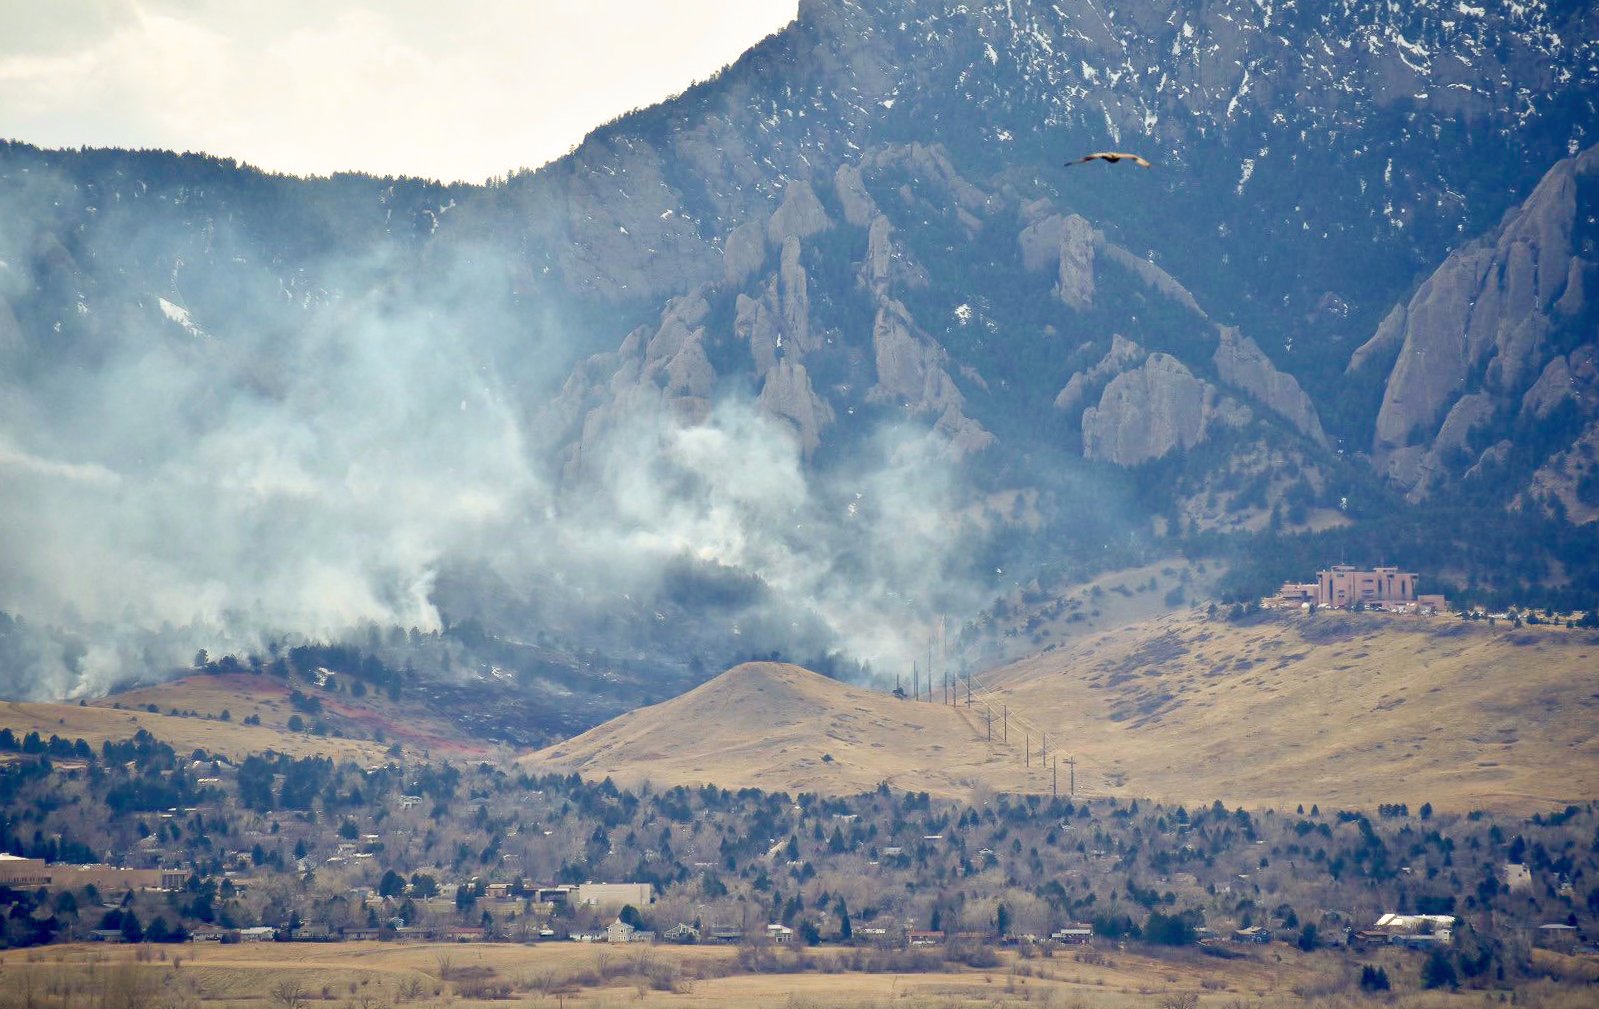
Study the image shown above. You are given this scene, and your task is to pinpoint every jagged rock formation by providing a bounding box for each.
[758,359,835,455]
[1019,213,1204,317]
[3,0,1598,698]
[1212,327,1328,448]
[1360,144,1599,507]
[1081,354,1249,466]
[1054,335,1143,413]
[767,180,831,246]
[833,164,878,227]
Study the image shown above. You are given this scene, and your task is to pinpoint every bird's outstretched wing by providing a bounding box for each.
[1064,151,1152,167]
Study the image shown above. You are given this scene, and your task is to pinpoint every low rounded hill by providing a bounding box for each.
[520,661,1043,799]
[525,613,1599,814]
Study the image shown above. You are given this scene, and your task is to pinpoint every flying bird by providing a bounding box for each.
[1064,152,1152,168]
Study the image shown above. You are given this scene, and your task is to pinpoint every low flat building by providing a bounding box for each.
[573,882,653,909]
[1051,925,1093,944]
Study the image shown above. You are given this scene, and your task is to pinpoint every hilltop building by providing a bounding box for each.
[1275,566,1445,612]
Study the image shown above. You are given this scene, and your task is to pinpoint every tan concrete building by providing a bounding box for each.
[0,854,186,892]
[0,854,53,888]
[1276,565,1446,611]
[572,882,654,909]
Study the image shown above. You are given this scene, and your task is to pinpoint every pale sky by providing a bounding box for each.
[0,0,799,183]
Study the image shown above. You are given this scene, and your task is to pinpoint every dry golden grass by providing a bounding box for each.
[0,672,502,763]
[520,661,1049,800]
[524,610,1599,813]
[0,940,1575,1008]
[987,608,1599,814]
[0,697,403,763]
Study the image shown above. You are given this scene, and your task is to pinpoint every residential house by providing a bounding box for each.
[704,927,744,944]
[187,925,236,942]
[606,920,642,944]
[447,926,485,942]
[1535,924,1582,952]
[662,922,699,944]
[766,923,793,944]
[907,930,944,946]
[1233,926,1272,944]
[1050,925,1093,944]
[1354,913,1455,949]
[238,926,275,942]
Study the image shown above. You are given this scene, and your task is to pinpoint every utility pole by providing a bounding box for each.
[1052,757,1057,799]
[1041,733,1047,763]
[1068,756,1076,796]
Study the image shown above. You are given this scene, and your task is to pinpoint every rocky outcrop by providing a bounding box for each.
[767,180,831,246]
[1098,244,1205,318]
[860,143,992,217]
[858,215,928,296]
[1526,421,1599,525]
[723,219,767,287]
[733,235,817,374]
[777,237,815,354]
[1021,213,1204,317]
[1367,145,1599,479]
[541,290,719,480]
[1054,215,1097,311]
[867,298,964,417]
[1054,335,1144,413]
[1347,304,1406,375]
[1212,327,1328,447]
[1521,347,1599,420]
[833,164,878,227]
[1381,392,1496,500]
[759,359,835,455]
[1082,354,1246,466]
[734,293,782,375]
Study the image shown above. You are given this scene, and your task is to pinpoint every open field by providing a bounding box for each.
[526,610,1599,813]
[0,939,1571,1009]
[0,673,502,763]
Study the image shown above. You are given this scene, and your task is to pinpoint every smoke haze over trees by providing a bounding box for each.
[2,0,1598,709]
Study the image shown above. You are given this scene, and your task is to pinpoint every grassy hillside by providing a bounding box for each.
[521,661,1049,800]
[984,609,1599,814]
[0,672,500,763]
[525,614,1599,813]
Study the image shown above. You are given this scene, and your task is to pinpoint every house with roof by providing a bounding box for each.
[1051,925,1093,944]
[607,920,654,944]
[1354,913,1455,949]
[662,922,699,943]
